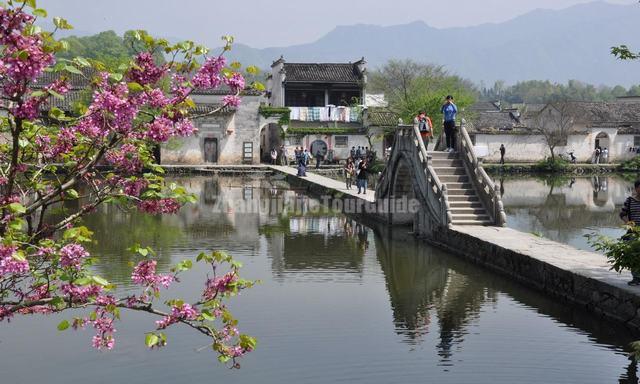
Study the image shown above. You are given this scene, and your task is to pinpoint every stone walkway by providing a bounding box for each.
[269,165,376,203]
[450,225,637,293]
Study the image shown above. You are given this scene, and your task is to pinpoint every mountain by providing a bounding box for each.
[222,1,640,86]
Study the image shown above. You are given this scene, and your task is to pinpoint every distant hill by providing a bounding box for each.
[222,1,640,86]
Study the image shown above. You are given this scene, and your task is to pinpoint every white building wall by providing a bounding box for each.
[161,95,265,165]
[475,128,639,163]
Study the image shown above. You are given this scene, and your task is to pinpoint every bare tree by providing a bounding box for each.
[529,102,576,161]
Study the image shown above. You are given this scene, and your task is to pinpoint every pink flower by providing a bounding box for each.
[128,52,167,86]
[192,56,225,89]
[137,198,181,214]
[224,72,245,92]
[203,272,237,299]
[60,284,102,303]
[222,95,241,107]
[59,244,89,270]
[131,259,174,290]
[0,245,29,277]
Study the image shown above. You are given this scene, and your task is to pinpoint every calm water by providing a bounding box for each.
[0,175,638,383]
[497,175,632,251]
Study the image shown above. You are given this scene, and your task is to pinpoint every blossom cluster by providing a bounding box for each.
[155,303,199,330]
[0,245,29,277]
[59,244,90,270]
[131,260,175,291]
[203,272,238,300]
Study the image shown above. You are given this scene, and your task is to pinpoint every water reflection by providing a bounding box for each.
[498,175,632,250]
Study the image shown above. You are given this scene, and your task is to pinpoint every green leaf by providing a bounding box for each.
[246,65,260,75]
[73,57,91,67]
[57,320,70,331]
[127,82,144,93]
[24,0,36,8]
[65,189,79,199]
[47,90,64,100]
[32,8,47,17]
[145,333,159,347]
[53,17,73,30]
[109,73,123,82]
[73,277,92,286]
[92,276,109,286]
[12,251,27,262]
[63,65,83,75]
[8,203,26,214]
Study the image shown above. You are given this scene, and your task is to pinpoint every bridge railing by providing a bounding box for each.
[456,122,507,226]
[395,124,452,226]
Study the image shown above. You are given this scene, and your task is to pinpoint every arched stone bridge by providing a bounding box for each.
[375,124,506,235]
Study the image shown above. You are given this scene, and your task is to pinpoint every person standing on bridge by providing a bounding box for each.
[414,111,432,149]
[620,180,640,285]
[344,158,355,190]
[500,144,506,165]
[441,95,458,152]
[356,158,369,194]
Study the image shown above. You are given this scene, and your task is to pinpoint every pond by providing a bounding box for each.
[496,175,632,251]
[0,175,637,383]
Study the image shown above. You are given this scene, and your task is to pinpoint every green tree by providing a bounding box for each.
[368,59,477,133]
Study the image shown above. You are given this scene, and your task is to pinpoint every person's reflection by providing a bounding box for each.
[568,177,576,189]
[619,355,638,384]
[499,177,505,197]
[356,223,369,251]
[344,219,353,237]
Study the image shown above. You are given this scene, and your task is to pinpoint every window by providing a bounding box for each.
[334,136,348,148]
[634,136,640,147]
[469,134,476,145]
[242,142,253,163]
[288,136,303,146]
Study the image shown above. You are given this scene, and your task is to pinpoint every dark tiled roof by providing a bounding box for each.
[283,63,364,84]
[366,107,398,127]
[191,85,263,96]
[33,68,96,90]
[558,102,640,124]
[39,90,88,113]
[468,111,521,132]
[192,103,235,114]
[467,101,500,112]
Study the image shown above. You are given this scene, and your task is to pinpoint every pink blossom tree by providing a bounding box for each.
[0,0,258,366]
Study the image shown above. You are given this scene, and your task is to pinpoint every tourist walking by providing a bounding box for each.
[356,146,362,160]
[602,147,609,164]
[280,145,288,166]
[620,180,640,285]
[350,146,356,159]
[356,158,369,194]
[500,144,506,165]
[441,95,458,152]
[315,149,323,169]
[344,158,355,190]
[270,148,278,165]
[594,146,601,164]
[297,149,308,177]
[414,110,432,148]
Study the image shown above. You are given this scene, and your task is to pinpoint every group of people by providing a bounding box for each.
[270,145,289,166]
[413,95,458,152]
[292,146,311,176]
[593,146,609,164]
[343,154,371,194]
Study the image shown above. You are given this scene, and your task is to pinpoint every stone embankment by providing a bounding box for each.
[269,165,640,333]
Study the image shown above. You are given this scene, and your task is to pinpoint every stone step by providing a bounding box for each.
[444,182,472,190]
[428,151,458,160]
[432,167,466,176]
[432,159,463,168]
[449,201,484,208]
[439,175,469,183]
[451,213,492,221]
[447,189,478,197]
[450,207,487,215]
[451,219,493,225]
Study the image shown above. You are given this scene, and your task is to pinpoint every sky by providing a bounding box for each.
[38,0,635,48]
